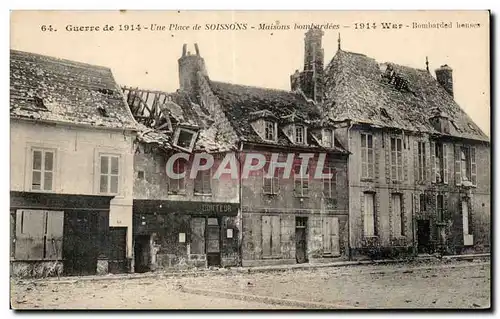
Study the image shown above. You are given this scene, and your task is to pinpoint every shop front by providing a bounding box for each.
[132,200,240,272]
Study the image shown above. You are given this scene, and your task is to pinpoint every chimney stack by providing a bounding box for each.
[178,43,208,93]
[435,64,453,97]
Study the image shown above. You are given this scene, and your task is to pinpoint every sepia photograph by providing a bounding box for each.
[9,10,491,310]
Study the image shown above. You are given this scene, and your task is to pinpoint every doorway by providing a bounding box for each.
[134,235,151,273]
[206,218,221,267]
[63,211,99,276]
[295,217,308,263]
[109,227,127,273]
[417,219,431,254]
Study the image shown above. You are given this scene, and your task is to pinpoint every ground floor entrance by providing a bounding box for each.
[417,219,431,254]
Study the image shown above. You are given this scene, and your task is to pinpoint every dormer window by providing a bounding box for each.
[295,125,305,144]
[173,127,197,152]
[323,128,334,148]
[264,120,277,141]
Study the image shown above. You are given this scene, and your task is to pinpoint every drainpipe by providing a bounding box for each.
[346,120,354,260]
[237,142,244,266]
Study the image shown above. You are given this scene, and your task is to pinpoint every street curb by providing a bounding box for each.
[19,253,489,284]
[179,286,357,309]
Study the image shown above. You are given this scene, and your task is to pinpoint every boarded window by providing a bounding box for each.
[391,194,404,237]
[31,149,54,191]
[168,157,186,193]
[262,215,280,257]
[190,218,205,254]
[194,168,212,195]
[14,210,63,260]
[390,137,403,181]
[363,193,376,237]
[322,216,340,256]
[100,154,120,194]
[361,134,374,179]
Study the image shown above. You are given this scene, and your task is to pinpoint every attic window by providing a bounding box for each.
[380,108,391,119]
[173,127,197,152]
[264,120,277,141]
[97,88,114,96]
[97,105,108,117]
[295,125,305,144]
[33,96,47,110]
[323,128,334,148]
[451,121,459,130]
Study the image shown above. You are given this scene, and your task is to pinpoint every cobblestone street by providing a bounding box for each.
[11,259,490,310]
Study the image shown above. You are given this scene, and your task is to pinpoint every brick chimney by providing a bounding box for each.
[178,43,208,93]
[290,29,324,102]
[435,64,453,97]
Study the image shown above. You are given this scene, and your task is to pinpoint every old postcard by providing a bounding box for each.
[9,10,490,310]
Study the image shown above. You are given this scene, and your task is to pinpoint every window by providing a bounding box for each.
[434,143,447,183]
[322,167,337,199]
[455,145,476,186]
[295,125,305,144]
[436,195,444,223]
[173,128,197,152]
[323,129,334,148]
[361,134,374,179]
[99,155,120,194]
[264,121,276,141]
[263,163,279,195]
[417,142,427,181]
[194,168,212,195]
[168,158,186,194]
[390,137,403,181]
[391,194,404,237]
[137,170,145,180]
[363,193,376,237]
[14,210,63,260]
[294,164,309,197]
[419,194,426,212]
[31,149,54,191]
[262,215,281,257]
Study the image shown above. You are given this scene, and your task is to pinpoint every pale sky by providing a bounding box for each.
[10,10,490,136]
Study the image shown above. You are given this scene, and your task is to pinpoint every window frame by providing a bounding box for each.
[30,148,56,192]
[417,141,427,182]
[460,147,471,182]
[173,127,198,152]
[167,157,187,195]
[193,168,212,195]
[98,153,121,195]
[363,192,377,237]
[361,133,374,179]
[391,193,404,238]
[293,164,309,198]
[294,124,305,144]
[323,128,335,148]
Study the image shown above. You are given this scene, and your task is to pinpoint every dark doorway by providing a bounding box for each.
[109,227,127,273]
[134,235,151,273]
[63,211,99,276]
[206,218,221,267]
[295,217,308,264]
[417,219,431,254]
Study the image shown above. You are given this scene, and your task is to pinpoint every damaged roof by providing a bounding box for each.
[122,87,234,153]
[323,50,489,142]
[209,81,348,153]
[10,50,137,130]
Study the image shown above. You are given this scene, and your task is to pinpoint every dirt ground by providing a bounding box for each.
[11,259,490,310]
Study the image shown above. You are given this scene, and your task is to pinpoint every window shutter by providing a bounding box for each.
[331,217,340,256]
[413,141,419,183]
[430,141,436,183]
[271,216,281,256]
[262,216,271,257]
[471,147,477,186]
[454,145,461,185]
[15,210,45,260]
[443,144,448,184]
[322,217,332,253]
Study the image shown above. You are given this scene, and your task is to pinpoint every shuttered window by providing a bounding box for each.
[262,215,280,257]
[361,134,374,179]
[31,149,55,191]
[322,216,340,256]
[14,210,64,260]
